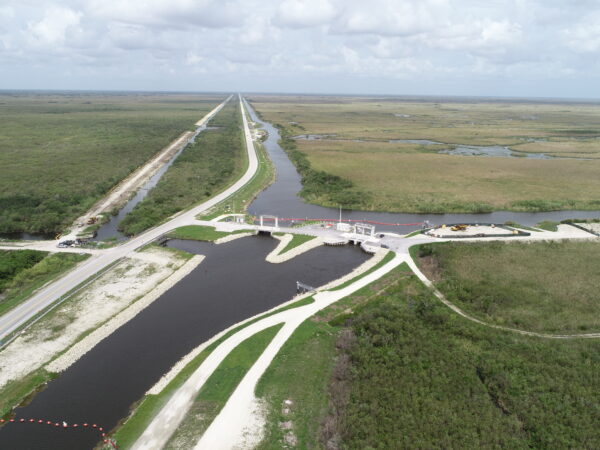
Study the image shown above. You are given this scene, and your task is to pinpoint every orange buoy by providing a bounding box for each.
[83,423,88,427]
[92,424,97,428]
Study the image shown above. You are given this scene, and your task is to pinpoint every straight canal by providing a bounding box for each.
[0,235,369,449]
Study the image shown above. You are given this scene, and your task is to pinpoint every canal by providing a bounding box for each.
[0,235,368,449]
[244,99,600,231]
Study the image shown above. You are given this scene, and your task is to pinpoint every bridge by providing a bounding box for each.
[296,281,315,293]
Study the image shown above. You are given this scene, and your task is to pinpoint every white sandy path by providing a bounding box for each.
[0,249,189,388]
[146,248,386,396]
[132,251,402,450]
[46,255,203,373]
[194,253,405,450]
[265,234,324,263]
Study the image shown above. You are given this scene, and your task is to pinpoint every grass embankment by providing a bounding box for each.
[249,96,600,213]
[167,225,253,242]
[164,324,283,449]
[111,296,314,448]
[0,250,89,317]
[256,265,600,449]
[415,241,600,333]
[536,220,559,231]
[199,111,275,221]
[118,101,246,235]
[0,93,221,234]
[280,234,316,254]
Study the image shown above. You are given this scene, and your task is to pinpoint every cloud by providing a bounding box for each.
[1,0,600,97]
[274,0,338,28]
[563,13,600,53]
[86,0,243,29]
[27,5,82,46]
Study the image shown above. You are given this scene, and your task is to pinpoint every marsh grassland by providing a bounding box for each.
[248,96,600,213]
[256,265,600,449]
[0,92,223,234]
[415,240,600,333]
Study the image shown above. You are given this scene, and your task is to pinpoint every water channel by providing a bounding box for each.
[0,235,369,449]
[93,124,217,242]
[245,100,600,231]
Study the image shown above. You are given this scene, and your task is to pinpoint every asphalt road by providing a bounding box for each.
[0,95,258,341]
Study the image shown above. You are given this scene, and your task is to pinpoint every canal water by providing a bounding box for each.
[93,124,217,241]
[244,100,600,231]
[0,235,368,449]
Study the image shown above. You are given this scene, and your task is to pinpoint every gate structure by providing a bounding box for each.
[259,215,279,228]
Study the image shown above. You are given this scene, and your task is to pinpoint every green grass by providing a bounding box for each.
[111,296,314,448]
[118,101,246,235]
[503,221,539,232]
[249,96,600,213]
[536,220,559,231]
[404,229,423,237]
[414,241,600,333]
[280,234,316,254]
[0,369,58,418]
[199,115,275,221]
[0,250,46,291]
[0,251,89,317]
[256,265,600,449]
[164,324,283,449]
[0,92,222,234]
[167,225,254,242]
[256,319,338,449]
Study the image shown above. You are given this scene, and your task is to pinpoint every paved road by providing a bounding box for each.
[0,95,258,341]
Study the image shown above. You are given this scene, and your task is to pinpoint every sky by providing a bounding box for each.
[1,0,600,98]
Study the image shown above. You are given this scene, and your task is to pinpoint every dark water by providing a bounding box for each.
[0,235,368,449]
[245,100,600,231]
[93,123,211,241]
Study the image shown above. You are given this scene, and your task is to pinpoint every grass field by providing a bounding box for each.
[164,324,282,449]
[0,92,222,234]
[415,241,600,333]
[248,95,600,213]
[118,101,246,235]
[256,265,600,449]
[167,226,253,242]
[0,250,89,317]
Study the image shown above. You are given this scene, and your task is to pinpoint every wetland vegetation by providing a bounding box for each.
[256,264,600,449]
[119,101,246,235]
[0,250,89,317]
[414,241,600,333]
[119,101,247,235]
[0,92,222,235]
[248,96,600,214]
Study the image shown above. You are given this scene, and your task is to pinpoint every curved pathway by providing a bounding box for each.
[131,251,402,450]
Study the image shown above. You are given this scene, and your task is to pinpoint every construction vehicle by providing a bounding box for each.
[451,224,468,232]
